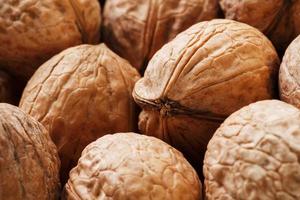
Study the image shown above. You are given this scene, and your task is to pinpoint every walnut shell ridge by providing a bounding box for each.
[64,132,202,200]
[204,100,300,200]
[0,0,101,79]
[0,103,60,200]
[133,19,279,175]
[19,44,140,183]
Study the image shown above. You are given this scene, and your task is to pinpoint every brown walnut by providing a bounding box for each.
[133,19,279,176]
[0,0,101,79]
[19,44,140,183]
[102,0,219,72]
[64,133,202,200]
[204,100,300,200]
[0,103,60,200]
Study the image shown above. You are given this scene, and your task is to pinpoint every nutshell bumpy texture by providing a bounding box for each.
[19,44,140,183]
[64,133,202,200]
[133,19,279,175]
[0,103,60,200]
[220,0,300,53]
[102,0,219,71]
[204,100,300,200]
[279,35,300,109]
[0,70,14,103]
[0,0,101,79]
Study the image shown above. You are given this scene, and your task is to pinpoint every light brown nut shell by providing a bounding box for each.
[279,35,300,108]
[220,0,300,53]
[204,100,300,200]
[102,0,219,71]
[0,0,101,79]
[0,103,60,200]
[133,19,279,175]
[64,132,202,200]
[19,44,140,183]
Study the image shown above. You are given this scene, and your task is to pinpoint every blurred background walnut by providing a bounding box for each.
[19,44,140,184]
[204,100,300,200]
[64,133,202,200]
[102,0,220,72]
[0,0,101,79]
[0,103,60,200]
[133,19,279,177]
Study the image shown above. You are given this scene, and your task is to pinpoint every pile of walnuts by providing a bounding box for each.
[1,0,300,199]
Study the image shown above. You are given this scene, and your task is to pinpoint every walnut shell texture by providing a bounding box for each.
[279,35,300,108]
[204,100,300,200]
[133,19,279,175]
[0,103,60,200]
[220,0,300,53]
[19,44,140,183]
[102,0,219,71]
[64,133,202,200]
[0,0,101,79]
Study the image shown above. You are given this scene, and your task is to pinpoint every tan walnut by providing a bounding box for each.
[64,133,202,200]
[279,35,300,109]
[19,44,140,183]
[0,0,101,79]
[102,0,219,72]
[0,103,60,200]
[219,0,300,54]
[133,19,279,175]
[204,100,300,200]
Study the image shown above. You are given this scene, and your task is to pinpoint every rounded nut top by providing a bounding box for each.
[64,133,202,200]
[204,100,300,200]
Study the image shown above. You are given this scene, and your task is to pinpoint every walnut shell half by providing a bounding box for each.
[204,100,300,200]
[0,103,60,200]
[64,133,202,200]
[19,44,140,184]
[0,0,101,79]
[133,19,279,176]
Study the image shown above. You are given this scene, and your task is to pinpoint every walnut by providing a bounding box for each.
[102,0,219,72]
[133,19,279,176]
[279,35,300,108]
[19,44,140,183]
[64,133,202,200]
[0,103,60,199]
[0,0,101,79]
[219,0,300,54]
[204,100,300,200]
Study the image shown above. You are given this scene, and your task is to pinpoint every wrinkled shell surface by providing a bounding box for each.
[64,133,201,200]
[0,0,101,79]
[0,70,14,103]
[19,44,140,183]
[279,35,300,108]
[204,100,300,200]
[0,103,60,200]
[220,0,300,53]
[102,0,219,71]
[133,19,279,174]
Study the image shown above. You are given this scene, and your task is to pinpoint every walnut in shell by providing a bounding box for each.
[0,0,101,79]
[102,0,219,71]
[64,133,202,200]
[19,44,140,183]
[204,100,300,200]
[219,0,300,54]
[133,19,279,175]
[279,35,300,108]
[0,103,60,200]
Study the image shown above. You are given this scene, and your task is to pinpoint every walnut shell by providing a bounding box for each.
[102,0,219,71]
[204,100,300,200]
[0,0,101,79]
[220,0,300,54]
[19,44,140,183]
[0,103,60,199]
[64,133,202,200]
[133,19,279,175]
